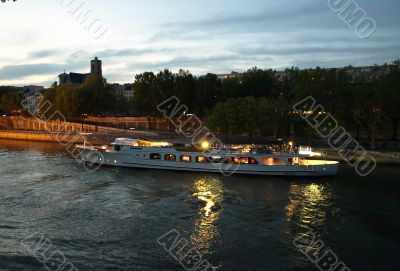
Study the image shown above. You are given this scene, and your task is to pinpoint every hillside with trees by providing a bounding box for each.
[132,61,400,142]
[1,61,399,144]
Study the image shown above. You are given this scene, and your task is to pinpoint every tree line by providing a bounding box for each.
[0,60,399,142]
[42,76,130,120]
[0,86,23,115]
[0,77,130,119]
[132,68,281,118]
[132,61,400,142]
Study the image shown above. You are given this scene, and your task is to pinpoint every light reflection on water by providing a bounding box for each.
[190,177,224,254]
[286,183,333,229]
[1,139,400,271]
[285,181,336,254]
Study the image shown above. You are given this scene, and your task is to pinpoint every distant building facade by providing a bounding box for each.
[22,86,45,115]
[217,71,243,81]
[111,83,124,96]
[90,57,102,77]
[213,64,397,83]
[112,83,134,100]
[343,65,393,82]
[22,85,44,97]
[123,84,134,100]
[58,57,102,85]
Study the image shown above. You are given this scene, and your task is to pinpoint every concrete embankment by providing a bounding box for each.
[0,131,107,145]
[0,116,162,145]
[0,131,82,144]
[318,148,400,165]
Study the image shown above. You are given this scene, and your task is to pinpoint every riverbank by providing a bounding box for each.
[0,131,108,145]
[317,148,400,165]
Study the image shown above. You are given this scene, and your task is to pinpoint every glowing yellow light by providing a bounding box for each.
[190,177,223,253]
[150,141,171,147]
[289,141,293,147]
[201,141,210,150]
[181,155,191,162]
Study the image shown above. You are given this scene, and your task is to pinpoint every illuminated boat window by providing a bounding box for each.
[260,157,286,166]
[196,156,209,163]
[208,156,224,163]
[164,154,176,161]
[180,155,192,162]
[150,153,161,160]
[249,158,258,164]
[236,157,258,164]
[225,157,234,163]
[288,158,300,165]
[225,157,257,164]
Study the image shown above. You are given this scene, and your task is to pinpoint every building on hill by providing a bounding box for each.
[213,64,398,83]
[91,57,102,76]
[112,83,135,100]
[22,88,45,115]
[111,83,124,96]
[58,57,102,86]
[58,72,87,85]
[22,85,44,97]
[217,71,243,81]
[123,84,134,100]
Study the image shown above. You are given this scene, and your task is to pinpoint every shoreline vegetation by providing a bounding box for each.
[1,61,399,150]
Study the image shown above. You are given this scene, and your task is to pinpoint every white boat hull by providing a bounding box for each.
[79,149,339,177]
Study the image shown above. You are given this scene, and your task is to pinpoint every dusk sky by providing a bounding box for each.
[0,0,399,87]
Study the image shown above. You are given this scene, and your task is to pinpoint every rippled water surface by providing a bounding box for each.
[0,139,399,271]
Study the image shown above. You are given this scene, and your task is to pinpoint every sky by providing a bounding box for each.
[0,0,399,87]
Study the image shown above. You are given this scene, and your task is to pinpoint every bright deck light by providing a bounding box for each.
[201,141,210,150]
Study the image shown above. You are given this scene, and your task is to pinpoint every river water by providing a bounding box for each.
[0,139,399,271]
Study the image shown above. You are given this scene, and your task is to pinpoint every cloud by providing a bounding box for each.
[0,63,64,80]
[0,57,90,83]
[164,0,400,34]
[1,0,399,86]
[29,49,63,59]
[148,0,339,42]
[97,48,159,58]
[235,43,400,56]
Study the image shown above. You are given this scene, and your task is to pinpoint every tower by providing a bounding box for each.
[90,57,102,77]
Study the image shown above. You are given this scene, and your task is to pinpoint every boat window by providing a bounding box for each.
[249,158,258,164]
[114,145,121,151]
[288,158,300,165]
[164,154,176,161]
[196,156,209,163]
[150,153,161,160]
[208,156,224,163]
[229,157,258,164]
[180,155,192,162]
[260,157,286,166]
[291,157,300,165]
[225,157,234,163]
